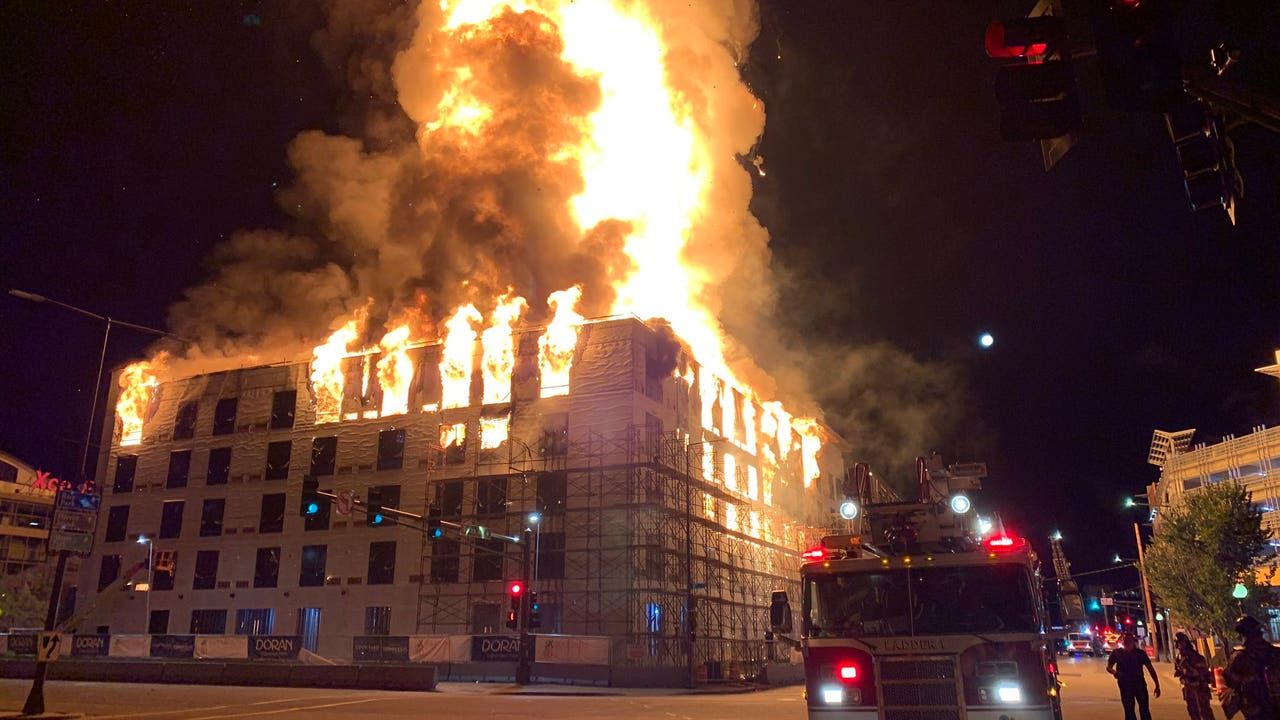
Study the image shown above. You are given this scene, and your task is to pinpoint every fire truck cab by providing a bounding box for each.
[770,501,1062,720]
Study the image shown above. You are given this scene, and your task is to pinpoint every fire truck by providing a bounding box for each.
[769,462,1062,720]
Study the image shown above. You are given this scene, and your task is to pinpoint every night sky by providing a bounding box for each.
[2,1,1278,577]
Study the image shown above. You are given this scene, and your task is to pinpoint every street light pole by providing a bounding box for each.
[1134,522,1162,662]
[9,289,184,715]
[138,535,154,633]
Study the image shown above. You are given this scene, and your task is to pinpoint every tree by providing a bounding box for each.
[1144,481,1274,654]
[0,565,54,630]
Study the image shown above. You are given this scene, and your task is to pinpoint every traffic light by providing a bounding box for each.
[300,475,325,517]
[426,503,443,539]
[1165,98,1239,222]
[366,486,386,527]
[986,15,1082,142]
[507,581,523,630]
[529,591,541,629]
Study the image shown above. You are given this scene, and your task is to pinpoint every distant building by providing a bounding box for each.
[74,317,844,683]
[0,450,56,576]
[1148,349,1280,636]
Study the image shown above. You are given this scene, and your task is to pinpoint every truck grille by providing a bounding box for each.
[879,656,961,720]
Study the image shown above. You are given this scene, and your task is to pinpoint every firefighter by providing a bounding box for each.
[1174,632,1216,720]
[1221,615,1280,720]
[1108,630,1161,720]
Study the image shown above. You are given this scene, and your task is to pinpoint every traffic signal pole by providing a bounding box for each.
[516,527,533,685]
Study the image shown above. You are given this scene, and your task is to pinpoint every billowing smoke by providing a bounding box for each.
[158,0,974,468]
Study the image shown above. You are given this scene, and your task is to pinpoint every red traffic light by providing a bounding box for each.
[508,581,524,596]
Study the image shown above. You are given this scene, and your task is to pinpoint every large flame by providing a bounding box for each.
[538,285,584,398]
[481,292,527,405]
[311,319,361,424]
[440,304,482,409]
[116,360,161,446]
[376,325,414,416]
[480,414,510,449]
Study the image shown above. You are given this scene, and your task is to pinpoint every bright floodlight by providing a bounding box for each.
[137,535,151,544]
[529,513,541,524]
[1051,530,1063,541]
[979,332,995,348]
[839,500,859,520]
[1113,554,1123,563]
[977,516,993,535]
[949,494,971,514]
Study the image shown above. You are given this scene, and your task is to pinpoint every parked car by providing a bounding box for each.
[1065,632,1095,656]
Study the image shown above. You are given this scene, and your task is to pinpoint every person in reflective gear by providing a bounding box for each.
[1174,632,1216,720]
[1221,615,1280,720]
[1108,631,1161,720]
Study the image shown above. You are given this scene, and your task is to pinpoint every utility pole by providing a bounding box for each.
[1134,522,1161,662]
[515,527,533,685]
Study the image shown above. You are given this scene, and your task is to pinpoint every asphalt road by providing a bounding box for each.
[0,655,1209,720]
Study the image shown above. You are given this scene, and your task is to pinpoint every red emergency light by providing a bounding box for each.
[985,533,1027,552]
[837,663,859,680]
[801,546,827,562]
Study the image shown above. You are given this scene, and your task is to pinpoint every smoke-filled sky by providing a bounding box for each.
[2,0,1278,573]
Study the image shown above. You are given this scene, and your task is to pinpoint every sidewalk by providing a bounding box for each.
[435,680,767,696]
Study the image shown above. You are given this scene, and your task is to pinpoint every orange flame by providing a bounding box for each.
[440,421,467,449]
[310,318,362,424]
[440,304,482,409]
[794,418,822,488]
[480,414,510,449]
[481,292,528,405]
[376,325,413,416]
[115,360,161,446]
[537,285,583,398]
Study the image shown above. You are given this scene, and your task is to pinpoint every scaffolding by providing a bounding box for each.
[412,419,823,678]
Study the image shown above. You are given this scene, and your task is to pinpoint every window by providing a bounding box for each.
[193,550,219,590]
[173,401,198,440]
[365,606,392,636]
[200,498,225,537]
[265,441,292,481]
[310,436,337,476]
[213,397,238,435]
[476,478,506,518]
[236,608,275,635]
[439,481,463,518]
[472,539,505,582]
[536,471,567,514]
[148,610,170,634]
[254,547,281,588]
[98,555,121,591]
[259,493,286,534]
[299,545,327,587]
[0,460,15,483]
[541,414,568,456]
[430,539,460,583]
[190,609,227,634]
[112,455,137,493]
[368,541,397,585]
[207,447,231,485]
[153,551,176,591]
[537,532,566,579]
[377,428,406,470]
[167,450,192,489]
[270,390,297,429]
[159,501,184,539]
[104,505,129,542]
[442,423,467,464]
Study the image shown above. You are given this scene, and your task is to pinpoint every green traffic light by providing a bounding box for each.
[1124,497,1135,508]
[305,502,319,515]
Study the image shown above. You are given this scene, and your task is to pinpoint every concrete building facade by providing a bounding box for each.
[74,317,843,679]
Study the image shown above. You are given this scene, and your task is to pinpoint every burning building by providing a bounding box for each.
[71,0,850,685]
[76,313,843,683]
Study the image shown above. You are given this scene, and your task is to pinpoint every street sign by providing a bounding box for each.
[37,632,61,662]
[49,530,94,554]
[1100,597,1114,606]
[336,489,354,517]
[50,490,99,556]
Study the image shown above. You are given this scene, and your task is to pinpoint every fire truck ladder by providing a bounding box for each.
[1050,534,1086,622]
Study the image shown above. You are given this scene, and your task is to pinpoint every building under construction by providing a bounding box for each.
[74,316,845,684]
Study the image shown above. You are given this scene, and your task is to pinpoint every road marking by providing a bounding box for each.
[92,695,355,719]
[181,697,388,720]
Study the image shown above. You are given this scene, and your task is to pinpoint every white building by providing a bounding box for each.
[73,316,844,681]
